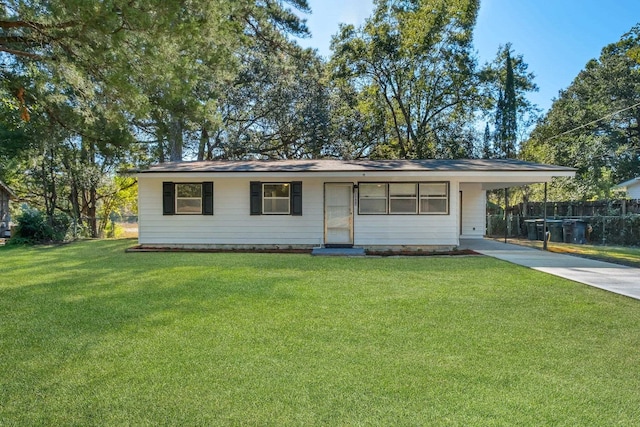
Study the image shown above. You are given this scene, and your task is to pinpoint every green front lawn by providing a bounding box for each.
[1,240,639,425]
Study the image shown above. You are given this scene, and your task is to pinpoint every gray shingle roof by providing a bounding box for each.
[0,180,16,198]
[139,159,576,173]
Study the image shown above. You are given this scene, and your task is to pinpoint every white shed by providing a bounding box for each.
[0,180,16,238]
[614,177,640,199]
[136,159,575,251]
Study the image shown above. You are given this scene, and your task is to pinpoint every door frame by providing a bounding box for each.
[323,182,354,247]
[459,190,463,236]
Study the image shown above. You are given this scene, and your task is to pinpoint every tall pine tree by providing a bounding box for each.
[495,50,517,158]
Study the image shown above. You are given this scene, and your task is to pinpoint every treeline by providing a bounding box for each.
[1,1,639,238]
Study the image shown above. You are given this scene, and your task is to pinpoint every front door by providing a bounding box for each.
[324,183,354,247]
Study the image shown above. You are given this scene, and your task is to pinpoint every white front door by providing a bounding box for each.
[324,183,353,247]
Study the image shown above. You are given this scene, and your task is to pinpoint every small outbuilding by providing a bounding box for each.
[614,177,640,199]
[136,159,575,251]
[0,180,16,238]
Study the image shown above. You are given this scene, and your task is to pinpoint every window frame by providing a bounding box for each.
[162,181,213,216]
[358,182,389,215]
[389,182,418,214]
[175,183,203,215]
[419,182,449,215]
[262,182,291,215]
[357,181,449,216]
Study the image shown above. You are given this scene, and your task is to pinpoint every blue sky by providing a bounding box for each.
[295,0,640,114]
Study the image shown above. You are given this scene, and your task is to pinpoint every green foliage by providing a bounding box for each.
[329,0,481,159]
[480,44,540,159]
[11,207,70,244]
[589,214,640,246]
[0,0,313,235]
[522,24,640,200]
[211,44,330,160]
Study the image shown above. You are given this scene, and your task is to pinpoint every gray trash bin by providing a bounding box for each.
[562,220,574,243]
[535,219,545,241]
[524,220,537,240]
[562,219,588,244]
[573,220,588,244]
[547,220,564,242]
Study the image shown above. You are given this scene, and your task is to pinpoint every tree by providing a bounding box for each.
[1,0,313,238]
[1,1,312,162]
[496,49,517,158]
[209,43,330,160]
[482,122,493,158]
[522,25,640,200]
[480,44,539,159]
[329,0,480,159]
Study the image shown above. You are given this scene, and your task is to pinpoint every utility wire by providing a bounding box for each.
[546,100,640,142]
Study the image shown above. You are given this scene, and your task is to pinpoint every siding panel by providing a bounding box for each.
[460,183,486,238]
[138,176,470,248]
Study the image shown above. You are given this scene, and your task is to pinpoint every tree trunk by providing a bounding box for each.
[197,126,209,161]
[87,187,98,238]
[168,117,183,162]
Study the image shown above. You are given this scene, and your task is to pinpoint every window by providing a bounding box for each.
[162,182,213,215]
[250,181,302,216]
[176,183,202,214]
[263,183,290,214]
[357,181,449,215]
[419,182,449,214]
[359,183,387,214]
[389,183,418,214]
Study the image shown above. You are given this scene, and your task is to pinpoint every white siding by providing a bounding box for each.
[628,182,640,199]
[460,183,486,238]
[354,180,458,247]
[138,175,466,248]
[139,177,324,247]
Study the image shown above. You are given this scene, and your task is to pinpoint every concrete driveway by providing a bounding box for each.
[460,238,640,301]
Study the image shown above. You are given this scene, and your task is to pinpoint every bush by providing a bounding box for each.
[589,215,640,246]
[10,208,71,244]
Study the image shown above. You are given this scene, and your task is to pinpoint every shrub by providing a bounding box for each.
[10,208,71,244]
[589,215,640,246]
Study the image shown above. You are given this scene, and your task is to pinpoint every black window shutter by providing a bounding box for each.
[202,182,214,215]
[250,181,261,215]
[291,181,302,216]
[162,182,175,215]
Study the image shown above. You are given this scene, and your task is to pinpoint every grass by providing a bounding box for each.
[1,239,639,426]
[503,238,640,268]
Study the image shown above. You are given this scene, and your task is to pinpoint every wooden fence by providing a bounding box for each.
[491,199,640,217]
[487,214,640,246]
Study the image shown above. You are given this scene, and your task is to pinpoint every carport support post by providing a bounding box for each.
[504,187,508,244]
[543,182,548,251]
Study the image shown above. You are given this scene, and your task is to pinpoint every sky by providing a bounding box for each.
[295,0,640,114]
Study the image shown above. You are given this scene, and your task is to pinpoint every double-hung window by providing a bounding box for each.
[359,183,388,214]
[262,183,290,214]
[389,183,418,214]
[250,181,303,215]
[175,183,203,214]
[162,182,214,215]
[419,182,448,214]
